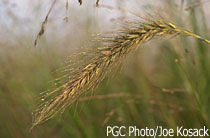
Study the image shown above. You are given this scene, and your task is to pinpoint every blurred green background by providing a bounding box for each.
[0,0,210,137]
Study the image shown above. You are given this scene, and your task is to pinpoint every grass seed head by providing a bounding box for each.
[32,16,210,129]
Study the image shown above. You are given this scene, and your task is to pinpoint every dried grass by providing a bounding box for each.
[34,0,57,46]
[34,0,100,46]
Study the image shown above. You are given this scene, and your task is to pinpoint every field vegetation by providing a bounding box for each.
[0,0,210,138]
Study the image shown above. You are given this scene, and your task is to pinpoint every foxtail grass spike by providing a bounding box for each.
[31,18,209,129]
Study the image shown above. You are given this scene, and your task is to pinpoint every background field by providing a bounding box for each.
[0,0,210,137]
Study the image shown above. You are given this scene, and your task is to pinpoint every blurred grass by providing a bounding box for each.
[0,0,210,138]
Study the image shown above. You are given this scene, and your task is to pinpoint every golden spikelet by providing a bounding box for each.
[31,17,210,129]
